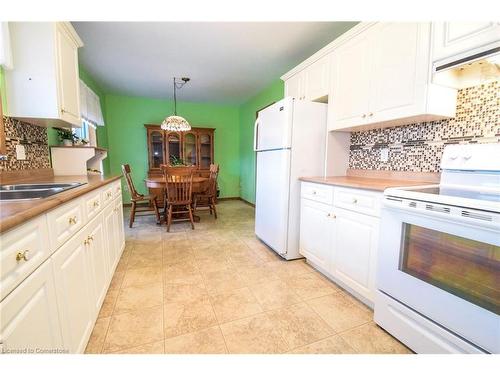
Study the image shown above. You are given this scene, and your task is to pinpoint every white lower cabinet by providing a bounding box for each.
[51,229,95,353]
[330,207,379,302]
[0,179,124,353]
[299,182,381,305]
[85,215,110,314]
[299,199,334,270]
[0,259,64,353]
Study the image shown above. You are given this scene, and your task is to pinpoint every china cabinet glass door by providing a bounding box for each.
[199,133,213,169]
[167,132,181,165]
[149,130,164,169]
[183,132,197,166]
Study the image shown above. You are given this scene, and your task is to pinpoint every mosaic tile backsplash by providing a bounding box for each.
[349,82,500,172]
[0,116,51,171]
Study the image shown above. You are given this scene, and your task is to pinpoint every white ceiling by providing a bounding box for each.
[72,22,358,104]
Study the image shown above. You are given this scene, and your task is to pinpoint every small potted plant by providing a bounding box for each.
[169,155,187,166]
[56,128,77,146]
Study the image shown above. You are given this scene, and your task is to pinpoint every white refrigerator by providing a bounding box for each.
[254,97,327,260]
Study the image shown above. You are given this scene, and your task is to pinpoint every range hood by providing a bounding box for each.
[433,46,500,89]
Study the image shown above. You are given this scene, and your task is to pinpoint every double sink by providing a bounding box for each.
[0,182,86,201]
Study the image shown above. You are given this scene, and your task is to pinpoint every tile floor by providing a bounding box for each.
[85,200,411,354]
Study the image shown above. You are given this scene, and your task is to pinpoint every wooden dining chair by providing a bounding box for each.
[161,165,196,232]
[121,164,161,228]
[194,164,219,219]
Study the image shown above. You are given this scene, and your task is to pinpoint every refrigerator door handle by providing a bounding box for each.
[253,119,260,151]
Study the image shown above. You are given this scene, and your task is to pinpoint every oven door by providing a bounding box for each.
[377,202,500,353]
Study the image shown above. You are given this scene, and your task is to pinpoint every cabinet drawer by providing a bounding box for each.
[301,182,334,205]
[84,189,102,222]
[47,198,85,251]
[333,187,381,217]
[101,184,114,206]
[0,216,51,300]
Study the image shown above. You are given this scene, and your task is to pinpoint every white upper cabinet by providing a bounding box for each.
[5,22,83,127]
[432,22,500,63]
[328,23,457,131]
[284,55,331,102]
[304,55,330,102]
[284,72,304,101]
[330,30,371,128]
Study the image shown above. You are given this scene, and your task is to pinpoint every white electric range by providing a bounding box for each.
[374,143,500,354]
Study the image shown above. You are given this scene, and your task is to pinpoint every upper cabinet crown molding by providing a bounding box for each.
[281,22,376,81]
[4,22,83,128]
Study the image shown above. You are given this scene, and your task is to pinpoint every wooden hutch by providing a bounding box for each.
[145,124,215,205]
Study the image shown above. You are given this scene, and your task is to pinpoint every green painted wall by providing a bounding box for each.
[238,79,284,204]
[104,94,240,202]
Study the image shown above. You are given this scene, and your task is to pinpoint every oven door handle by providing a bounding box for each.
[383,200,500,231]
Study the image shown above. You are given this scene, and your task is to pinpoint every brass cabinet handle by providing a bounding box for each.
[84,239,90,246]
[327,213,336,219]
[84,235,94,246]
[352,198,358,204]
[16,250,29,262]
[93,201,99,207]
[368,112,373,117]
[362,114,367,118]
[107,192,112,198]
[68,216,77,225]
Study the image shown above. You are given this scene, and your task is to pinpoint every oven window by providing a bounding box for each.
[400,224,500,315]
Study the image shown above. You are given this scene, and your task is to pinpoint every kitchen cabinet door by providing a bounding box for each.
[51,230,94,353]
[103,203,118,273]
[299,198,334,271]
[55,23,81,125]
[331,207,379,302]
[114,196,125,259]
[432,22,500,62]
[0,259,64,353]
[85,215,109,314]
[285,73,305,100]
[369,23,427,125]
[328,31,371,130]
[304,55,330,102]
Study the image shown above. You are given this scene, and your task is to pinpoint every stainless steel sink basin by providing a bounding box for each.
[0,182,86,201]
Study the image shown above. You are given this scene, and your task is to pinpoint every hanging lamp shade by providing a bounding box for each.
[161,115,190,131]
[161,77,191,131]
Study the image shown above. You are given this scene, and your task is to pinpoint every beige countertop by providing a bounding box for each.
[299,175,435,191]
[0,173,121,234]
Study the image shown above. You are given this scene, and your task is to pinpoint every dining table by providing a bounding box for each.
[144,175,209,222]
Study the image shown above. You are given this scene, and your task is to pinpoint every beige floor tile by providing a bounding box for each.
[266,303,334,349]
[306,292,372,333]
[289,335,357,354]
[202,268,247,294]
[85,317,110,354]
[340,322,412,354]
[164,281,209,304]
[164,326,227,354]
[111,340,165,354]
[115,257,129,273]
[103,306,164,353]
[127,243,163,269]
[163,297,218,338]
[220,313,289,354]
[163,261,203,284]
[238,264,280,285]
[287,272,339,300]
[210,287,263,323]
[108,271,125,291]
[195,257,233,273]
[98,289,119,318]
[114,283,163,315]
[163,247,194,265]
[248,279,302,311]
[266,259,313,279]
[122,266,163,288]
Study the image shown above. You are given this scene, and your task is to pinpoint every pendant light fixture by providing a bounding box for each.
[161,77,191,131]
